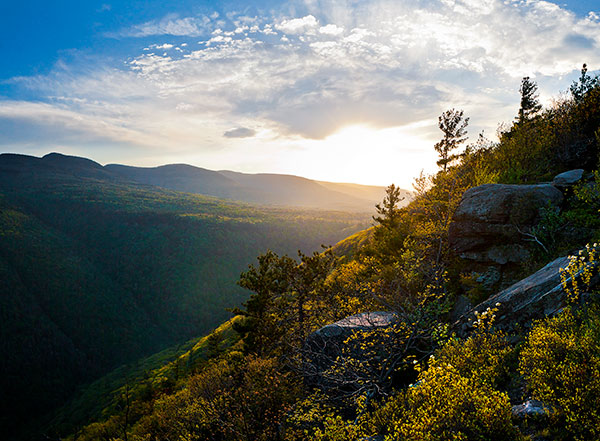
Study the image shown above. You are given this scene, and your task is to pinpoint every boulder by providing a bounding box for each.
[449,184,563,286]
[450,184,563,260]
[455,252,598,334]
[309,311,396,341]
[305,312,397,362]
[552,169,584,188]
[512,400,552,420]
[304,311,397,389]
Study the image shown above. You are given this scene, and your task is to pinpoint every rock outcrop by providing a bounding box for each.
[455,252,598,334]
[305,311,396,363]
[449,183,563,288]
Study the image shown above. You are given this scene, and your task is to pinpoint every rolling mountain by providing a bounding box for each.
[0,152,373,439]
[105,163,411,212]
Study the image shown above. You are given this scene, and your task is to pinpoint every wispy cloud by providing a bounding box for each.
[119,14,214,37]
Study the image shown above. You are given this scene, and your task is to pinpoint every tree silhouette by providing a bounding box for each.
[434,109,469,171]
[570,63,599,103]
[517,76,541,124]
[373,184,404,230]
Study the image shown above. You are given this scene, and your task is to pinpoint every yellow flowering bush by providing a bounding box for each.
[378,312,518,441]
[435,324,511,387]
[388,363,518,441]
[519,307,600,440]
[560,244,599,304]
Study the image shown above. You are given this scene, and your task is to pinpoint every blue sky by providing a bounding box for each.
[1,0,599,186]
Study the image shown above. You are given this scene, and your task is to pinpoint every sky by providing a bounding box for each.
[1,0,600,187]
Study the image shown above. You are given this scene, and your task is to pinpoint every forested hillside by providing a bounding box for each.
[60,66,600,441]
[104,163,406,212]
[0,153,372,440]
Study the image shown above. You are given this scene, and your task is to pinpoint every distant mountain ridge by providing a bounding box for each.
[105,160,412,212]
[1,152,411,212]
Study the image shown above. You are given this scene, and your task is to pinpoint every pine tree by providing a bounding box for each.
[570,63,599,103]
[434,109,469,171]
[517,76,542,124]
[373,184,403,230]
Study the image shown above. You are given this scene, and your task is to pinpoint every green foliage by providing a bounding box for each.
[373,184,404,230]
[492,76,600,183]
[381,312,518,441]
[574,169,600,207]
[520,306,600,440]
[560,244,599,304]
[234,248,339,358]
[460,132,500,186]
[73,354,299,441]
[435,314,512,388]
[141,355,298,441]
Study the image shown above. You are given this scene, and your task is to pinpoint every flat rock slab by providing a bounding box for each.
[310,311,396,339]
[456,252,599,334]
[552,169,584,187]
[456,256,570,333]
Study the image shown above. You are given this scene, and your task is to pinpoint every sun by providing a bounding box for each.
[286,123,439,188]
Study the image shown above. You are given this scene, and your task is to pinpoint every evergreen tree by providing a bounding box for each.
[434,109,469,171]
[517,76,542,124]
[373,184,404,230]
[570,63,599,103]
[232,250,295,355]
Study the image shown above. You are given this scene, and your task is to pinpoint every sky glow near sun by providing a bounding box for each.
[1,0,600,187]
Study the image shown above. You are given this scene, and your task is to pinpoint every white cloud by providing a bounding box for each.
[319,23,344,36]
[275,15,318,34]
[150,43,174,50]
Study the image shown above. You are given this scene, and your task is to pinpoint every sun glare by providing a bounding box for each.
[285,123,439,188]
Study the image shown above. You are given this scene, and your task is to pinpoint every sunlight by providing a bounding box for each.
[284,123,439,188]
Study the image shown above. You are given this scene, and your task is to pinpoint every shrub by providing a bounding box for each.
[520,307,600,440]
[379,313,518,441]
[388,363,518,441]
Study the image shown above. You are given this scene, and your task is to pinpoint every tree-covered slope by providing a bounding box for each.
[105,162,400,212]
[0,152,371,439]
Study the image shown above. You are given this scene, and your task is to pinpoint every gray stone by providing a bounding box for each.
[311,311,397,340]
[512,400,552,420]
[456,256,568,333]
[475,266,501,290]
[449,184,563,262]
[552,169,584,188]
[449,184,564,288]
[304,312,397,390]
[456,252,599,334]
